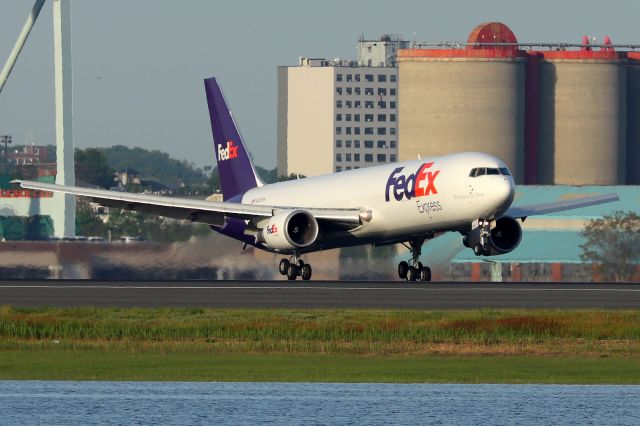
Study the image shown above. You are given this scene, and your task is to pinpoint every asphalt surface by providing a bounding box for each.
[0,280,639,309]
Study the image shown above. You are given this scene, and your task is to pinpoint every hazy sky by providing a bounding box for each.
[1,0,638,169]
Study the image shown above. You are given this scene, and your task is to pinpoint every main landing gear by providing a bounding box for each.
[278,255,312,281]
[397,237,431,282]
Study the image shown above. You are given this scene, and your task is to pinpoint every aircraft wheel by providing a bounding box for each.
[297,259,305,268]
[462,235,470,248]
[278,259,290,275]
[287,264,298,280]
[420,266,432,282]
[406,267,417,282]
[301,264,312,281]
[398,261,409,279]
[473,244,484,256]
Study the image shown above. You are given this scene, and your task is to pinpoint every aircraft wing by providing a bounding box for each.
[504,193,620,220]
[14,180,364,226]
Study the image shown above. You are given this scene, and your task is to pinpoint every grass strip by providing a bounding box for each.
[0,350,638,384]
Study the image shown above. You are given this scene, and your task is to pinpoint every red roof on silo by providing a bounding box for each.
[467,22,518,50]
[628,52,640,62]
[398,48,525,59]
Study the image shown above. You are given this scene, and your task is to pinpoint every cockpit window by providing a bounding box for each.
[469,167,511,177]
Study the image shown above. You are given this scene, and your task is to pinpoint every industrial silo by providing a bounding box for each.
[627,52,640,184]
[397,23,525,183]
[537,51,627,185]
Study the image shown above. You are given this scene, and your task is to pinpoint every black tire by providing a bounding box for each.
[417,262,424,270]
[473,244,484,256]
[420,266,432,282]
[278,259,290,275]
[398,261,409,279]
[297,259,305,268]
[406,267,417,282]
[287,264,298,280]
[462,235,470,248]
[301,264,312,281]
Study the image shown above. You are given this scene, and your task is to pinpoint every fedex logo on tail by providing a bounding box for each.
[385,162,440,202]
[218,140,239,161]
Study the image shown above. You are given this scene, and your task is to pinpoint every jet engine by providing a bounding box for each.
[464,216,522,256]
[257,210,319,251]
[487,216,522,255]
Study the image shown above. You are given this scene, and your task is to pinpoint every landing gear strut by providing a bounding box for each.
[278,255,312,281]
[398,237,431,282]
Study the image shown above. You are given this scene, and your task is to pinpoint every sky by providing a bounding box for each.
[0,0,638,170]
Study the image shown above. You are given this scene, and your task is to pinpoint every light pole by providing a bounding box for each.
[0,135,12,175]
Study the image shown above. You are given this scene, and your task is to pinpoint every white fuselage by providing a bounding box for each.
[242,152,515,250]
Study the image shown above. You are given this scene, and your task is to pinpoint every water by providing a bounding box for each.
[0,381,639,425]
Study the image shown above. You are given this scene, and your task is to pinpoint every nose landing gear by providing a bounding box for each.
[398,237,432,282]
[278,255,312,281]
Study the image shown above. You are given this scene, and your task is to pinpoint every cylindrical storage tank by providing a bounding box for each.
[397,49,526,182]
[627,52,640,184]
[537,51,626,185]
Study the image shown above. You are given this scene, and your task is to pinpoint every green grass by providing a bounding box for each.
[1,306,639,383]
[0,350,638,384]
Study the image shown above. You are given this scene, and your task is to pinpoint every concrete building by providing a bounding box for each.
[277,36,405,178]
[398,22,640,185]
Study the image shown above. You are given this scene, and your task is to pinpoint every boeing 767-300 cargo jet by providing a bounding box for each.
[16,78,618,281]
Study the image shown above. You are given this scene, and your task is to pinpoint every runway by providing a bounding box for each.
[0,280,639,309]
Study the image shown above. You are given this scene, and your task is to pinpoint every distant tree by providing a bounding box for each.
[255,166,278,184]
[580,211,640,282]
[75,148,114,188]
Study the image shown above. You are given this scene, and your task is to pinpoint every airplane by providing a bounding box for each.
[15,77,619,281]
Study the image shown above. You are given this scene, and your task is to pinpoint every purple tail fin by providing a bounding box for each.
[204,77,263,201]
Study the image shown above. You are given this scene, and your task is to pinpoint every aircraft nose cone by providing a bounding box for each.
[495,176,515,216]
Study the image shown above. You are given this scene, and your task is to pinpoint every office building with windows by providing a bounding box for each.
[277,36,408,178]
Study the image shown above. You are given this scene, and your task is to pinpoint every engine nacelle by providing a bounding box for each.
[487,216,522,255]
[257,210,319,251]
[464,216,522,256]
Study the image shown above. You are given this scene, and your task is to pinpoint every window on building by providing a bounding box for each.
[336,166,342,172]
[378,101,387,109]
[377,127,387,135]
[390,114,396,122]
[336,114,342,121]
[354,153,360,161]
[354,101,361,108]
[365,154,373,162]
[346,127,352,135]
[337,74,343,82]
[390,127,396,135]
[336,140,342,148]
[390,88,396,96]
[365,74,374,82]
[365,140,374,148]
[346,166,351,170]
[346,140,352,148]
[390,75,397,82]
[365,127,374,135]
[336,100,342,108]
[365,114,374,122]
[345,100,352,108]
[336,87,342,95]
[354,114,360,122]
[346,74,352,82]
[378,74,387,82]
[336,153,342,162]
[336,127,342,135]
[346,114,352,121]
[354,140,361,148]
[378,88,387,96]
[365,88,374,96]
[377,154,386,162]
[377,114,386,122]
[354,127,361,135]
[354,74,361,82]
[354,87,361,95]
[346,87,352,95]
[390,154,396,162]
[365,101,374,108]
[346,153,352,162]
[390,101,396,108]
[377,140,386,148]
[390,140,396,148]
